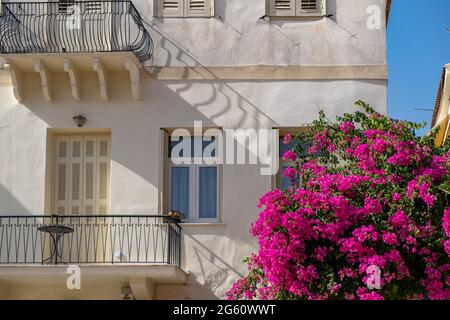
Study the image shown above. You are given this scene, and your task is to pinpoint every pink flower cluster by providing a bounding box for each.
[444,208,450,257]
[227,106,450,300]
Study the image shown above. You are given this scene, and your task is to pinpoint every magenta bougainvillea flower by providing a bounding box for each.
[226,101,450,300]
[283,134,293,145]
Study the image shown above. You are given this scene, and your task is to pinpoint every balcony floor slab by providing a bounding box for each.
[0,264,186,286]
[0,52,140,73]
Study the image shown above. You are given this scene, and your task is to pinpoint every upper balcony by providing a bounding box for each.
[0,1,153,62]
[0,1,154,102]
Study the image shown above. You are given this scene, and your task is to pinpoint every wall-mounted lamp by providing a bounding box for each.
[120,287,135,300]
[73,115,87,127]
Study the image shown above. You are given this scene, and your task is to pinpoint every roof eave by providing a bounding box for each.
[432,67,449,128]
[386,0,392,25]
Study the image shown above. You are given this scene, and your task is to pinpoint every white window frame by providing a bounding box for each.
[168,163,220,223]
[156,0,214,18]
[167,134,221,223]
[267,0,326,19]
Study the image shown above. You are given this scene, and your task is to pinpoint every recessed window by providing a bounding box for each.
[156,0,213,18]
[168,136,220,222]
[267,0,326,18]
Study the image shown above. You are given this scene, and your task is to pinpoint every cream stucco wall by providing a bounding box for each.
[6,284,123,300]
[137,0,387,67]
[0,285,8,299]
[0,0,388,299]
[0,72,386,299]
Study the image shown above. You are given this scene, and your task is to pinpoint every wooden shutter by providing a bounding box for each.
[69,136,84,215]
[55,137,70,215]
[83,136,97,215]
[186,0,211,17]
[85,1,102,13]
[269,0,296,17]
[297,0,324,16]
[96,136,110,215]
[158,0,184,17]
[58,0,75,14]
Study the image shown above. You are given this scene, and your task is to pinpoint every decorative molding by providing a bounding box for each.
[125,57,141,100]
[33,59,52,102]
[4,61,23,102]
[145,65,389,81]
[92,57,109,101]
[63,58,81,101]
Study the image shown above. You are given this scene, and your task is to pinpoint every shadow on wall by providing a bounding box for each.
[173,227,254,299]
[156,273,221,300]
[13,71,215,187]
[184,230,243,276]
[0,183,31,214]
[143,17,279,129]
[157,231,242,299]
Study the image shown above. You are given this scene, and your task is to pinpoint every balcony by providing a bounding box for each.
[0,1,154,101]
[0,215,186,296]
[0,1,153,63]
[0,215,180,265]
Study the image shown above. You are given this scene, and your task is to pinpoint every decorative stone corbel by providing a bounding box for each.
[33,59,52,102]
[92,57,109,101]
[129,277,155,300]
[124,57,141,100]
[4,61,23,102]
[63,58,81,101]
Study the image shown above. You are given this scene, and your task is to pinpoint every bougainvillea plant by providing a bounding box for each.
[227,101,450,300]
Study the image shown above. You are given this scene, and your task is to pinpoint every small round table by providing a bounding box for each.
[38,225,74,264]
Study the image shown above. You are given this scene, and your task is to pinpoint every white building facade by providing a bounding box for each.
[0,0,389,299]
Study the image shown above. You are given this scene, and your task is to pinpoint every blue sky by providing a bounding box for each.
[387,0,450,136]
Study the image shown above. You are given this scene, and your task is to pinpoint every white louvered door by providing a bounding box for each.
[54,135,111,216]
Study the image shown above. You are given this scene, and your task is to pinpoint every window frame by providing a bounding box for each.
[155,0,214,18]
[167,134,221,223]
[266,0,326,19]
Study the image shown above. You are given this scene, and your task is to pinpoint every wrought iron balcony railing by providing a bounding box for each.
[0,1,153,63]
[0,215,181,266]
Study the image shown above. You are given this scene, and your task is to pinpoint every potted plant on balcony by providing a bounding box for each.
[166,210,184,223]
